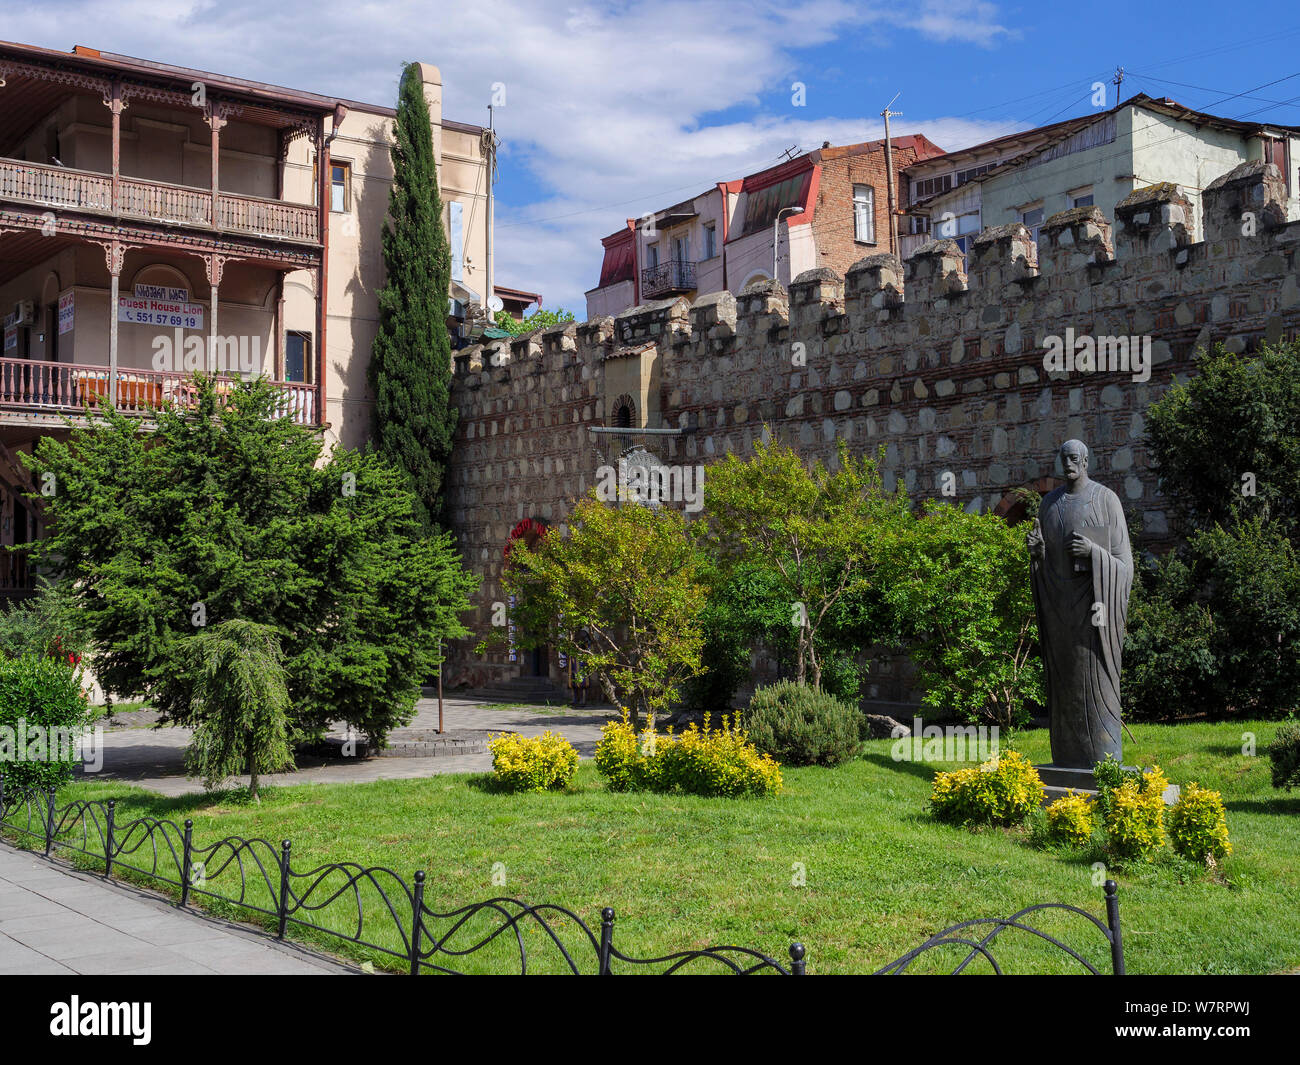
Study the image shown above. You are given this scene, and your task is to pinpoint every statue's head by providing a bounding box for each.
[1059,439,1089,483]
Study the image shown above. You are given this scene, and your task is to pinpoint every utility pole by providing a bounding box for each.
[485,105,499,317]
[881,93,902,258]
[1112,66,1125,104]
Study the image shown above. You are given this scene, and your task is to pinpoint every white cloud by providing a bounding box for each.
[3,0,1022,309]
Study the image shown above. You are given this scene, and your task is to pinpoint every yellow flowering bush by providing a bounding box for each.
[930,749,1045,826]
[1104,765,1168,861]
[594,713,782,798]
[487,730,579,793]
[1167,781,1232,863]
[1045,791,1096,847]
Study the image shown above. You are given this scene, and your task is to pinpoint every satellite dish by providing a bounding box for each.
[487,295,504,313]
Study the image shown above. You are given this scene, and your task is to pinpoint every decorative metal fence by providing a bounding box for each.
[0,779,804,975]
[0,778,1125,975]
[873,882,1125,975]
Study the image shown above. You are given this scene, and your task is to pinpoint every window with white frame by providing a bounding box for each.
[853,184,875,243]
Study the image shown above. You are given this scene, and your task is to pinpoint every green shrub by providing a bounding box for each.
[487,731,579,793]
[0,580,86,661]
[1103,765,1169,861]
[929,749,1044,826]
[0,654,93,790]
[1092,754,1145,820]
[1045,791,1096,848]
[744,681,862,767]
[1167,782,1232,863]
[594,714,781,798]
[1267,721,1300,790]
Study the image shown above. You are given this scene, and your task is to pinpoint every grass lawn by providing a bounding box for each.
[24,719,1300,974]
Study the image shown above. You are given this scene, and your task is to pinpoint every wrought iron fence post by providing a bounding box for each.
[1104,880,1125,975]
[276,840,291,939]
[409,870,425,976]
[44,785,56,856]
[103,800,115,876]
[789,943,806,975]
[180,820,193,907]
[598,907,614,975]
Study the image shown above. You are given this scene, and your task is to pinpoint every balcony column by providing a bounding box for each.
[206,102,227,230]
[104,241,125,407]
[316,117,330,424]
[205,254,226,373]
[106,78,124,214]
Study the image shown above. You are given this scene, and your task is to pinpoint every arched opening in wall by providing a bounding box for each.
[740,271,771,290]
[994,477,1063,526]
[610,393,636,429]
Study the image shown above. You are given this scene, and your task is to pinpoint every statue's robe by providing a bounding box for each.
[1030,480,1133,768]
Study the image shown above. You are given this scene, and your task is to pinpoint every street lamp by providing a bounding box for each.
[773,205,805,283]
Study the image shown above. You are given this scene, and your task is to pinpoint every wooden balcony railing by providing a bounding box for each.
[0,158,319,244]
[0,357,319,426]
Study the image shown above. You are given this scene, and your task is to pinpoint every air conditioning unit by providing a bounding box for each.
[13,301,34,326]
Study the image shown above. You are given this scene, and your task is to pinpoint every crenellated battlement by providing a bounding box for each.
[446,160,1300,692]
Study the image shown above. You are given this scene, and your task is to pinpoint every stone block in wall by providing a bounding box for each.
[903,239,967,308]
[1038,205,1114,276]
[789,267,844,329]
[614,297,690,345]
[689,290,738,336]
[1115,182,1193,255]
[846,252,904,316]
[969,222,1038,291]
[736,278,790,337]
[1204,160,1288,242]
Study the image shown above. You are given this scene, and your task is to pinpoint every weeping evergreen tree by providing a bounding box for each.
[182,620,293,801]
[369,62,457,528]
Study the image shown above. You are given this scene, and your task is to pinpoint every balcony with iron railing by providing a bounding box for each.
[0,158,320,245]
[640,259,697,299]
[0,357,318,426]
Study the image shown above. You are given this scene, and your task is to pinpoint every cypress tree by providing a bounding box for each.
[369,62,456,528]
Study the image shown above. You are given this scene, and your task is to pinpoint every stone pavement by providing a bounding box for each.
[0,844,350,975]
[88,696,618,797]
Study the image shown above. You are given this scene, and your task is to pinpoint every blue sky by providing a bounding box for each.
[7,1,1300,310]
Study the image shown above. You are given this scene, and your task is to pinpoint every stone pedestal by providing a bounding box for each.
[1035,763,1181,806]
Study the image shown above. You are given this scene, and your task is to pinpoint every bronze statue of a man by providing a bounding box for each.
[1026,440,1133,769]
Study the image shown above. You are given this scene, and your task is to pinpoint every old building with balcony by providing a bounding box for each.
[0,40,535,602]
[585,134,945,322]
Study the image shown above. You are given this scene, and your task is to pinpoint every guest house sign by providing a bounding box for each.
[117,284,204,330]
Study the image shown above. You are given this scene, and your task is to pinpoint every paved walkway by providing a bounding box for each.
[89,696,618,797]
[0,844,350,975]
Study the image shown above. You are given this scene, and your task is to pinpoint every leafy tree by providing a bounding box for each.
[874,502,1042,728]
[182,620,293,800]
[24,376,477,746]
[368,62,457,528]
[0,654,92,790]
[700,437,906,688]
[1126,340,1300,720]
[497,493,707,727]
[1146,340,1300,538]
[493,307,575,337]
[0,579,86,661]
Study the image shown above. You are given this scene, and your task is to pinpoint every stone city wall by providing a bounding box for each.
[445,161,1300,699]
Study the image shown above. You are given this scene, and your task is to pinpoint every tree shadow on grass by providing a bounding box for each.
[859,750,940,785]
[1225,796,1300,816]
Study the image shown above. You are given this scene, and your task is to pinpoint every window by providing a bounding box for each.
[646,244,659,269]
[1021,204,1045,243]
[955,162,994,186]
[913,173,952,200]
[672,235,688,263]
[853,184,875,243]
[330,162,351,213]
[449,200,464,283]
[1071,188,1095,208]
[703,223,717,259]
[285,332,312,384]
